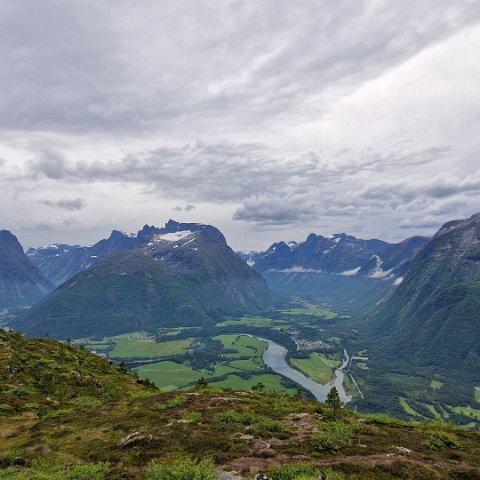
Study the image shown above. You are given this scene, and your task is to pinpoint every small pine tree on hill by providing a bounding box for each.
[326,386,343,419]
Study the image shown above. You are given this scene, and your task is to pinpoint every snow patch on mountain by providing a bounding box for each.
[338,267,361,276]
[270,266,322,273]
[368,255,394,279]
[151,230,194,243]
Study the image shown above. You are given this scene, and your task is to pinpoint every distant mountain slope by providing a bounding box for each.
[366,213,480,365]
[0,230,53,308]
[358,213,480,412]
[14,223,273,339]
[27,220,213,286]
[240,233,427,308]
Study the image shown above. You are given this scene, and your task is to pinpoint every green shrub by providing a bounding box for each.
[0,461,109,480]
[155,396,187,411]
[182,411,202,422]
[423,430,461,450]
[215,411,290,433]
[312,421,359,454]
[146,458,217,480]
[268,462,344,480]
[268,462,320,480]
[252,417,291,434]
[68,396,102,409]
[215,411,254,425]
[0,404,15,416]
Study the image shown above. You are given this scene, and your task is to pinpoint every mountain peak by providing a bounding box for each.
[0,229,25,256]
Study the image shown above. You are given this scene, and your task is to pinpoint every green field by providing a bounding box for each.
[84,343,112,352]
[430,379,443,390]
[215,334,267,359]
[217,316,278,327]
[278,299,352,320]
[290,353,340,384]
[228,358,264,371]
[399,397,421,417]
[203,364,240,377]
[110,337,194,359]
[424,403,443,420]
[134,361,205,391]
[208,373,296,394]
[452,405,480,420]
[475,388,480,403]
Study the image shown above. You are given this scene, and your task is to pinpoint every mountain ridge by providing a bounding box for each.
[14,222,273,339]
[0,230,53,308]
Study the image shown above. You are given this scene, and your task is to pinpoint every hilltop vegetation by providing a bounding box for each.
[1,331,480,479]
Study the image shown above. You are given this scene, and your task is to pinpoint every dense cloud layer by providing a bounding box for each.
[1,1,479,249]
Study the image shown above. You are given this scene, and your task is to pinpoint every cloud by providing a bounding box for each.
[0,1,479,135]
[1,2,480,249]
[41,198,86,211]
[173,204,196,212]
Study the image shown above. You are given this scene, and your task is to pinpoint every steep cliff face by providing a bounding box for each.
[14,224,273,339]
[0,230,53,307]
[367,213,480,364]
[358,213,480,413]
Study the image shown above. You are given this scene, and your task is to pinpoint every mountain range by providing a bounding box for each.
[27,222,187,286]
[13,221,272,339]
[240,233,428,308]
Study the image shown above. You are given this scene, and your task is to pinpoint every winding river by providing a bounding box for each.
[258,338,351,403]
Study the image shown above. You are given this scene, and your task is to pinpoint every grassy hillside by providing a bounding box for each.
[1,331,480,479]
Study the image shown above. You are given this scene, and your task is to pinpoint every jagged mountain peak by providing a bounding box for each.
[28,221,228,286]
[0,229,25,256]
[0,229,53,307]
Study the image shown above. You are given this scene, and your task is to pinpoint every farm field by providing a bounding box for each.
[290,352,340,384]
[430,379,443,389]
[452,405,480,420]
[109,337,194,359]
[217,316,277,327]
[214,334,267,359]
[399,397,421,417]
[134,360,206,391]
[279,300,343,319]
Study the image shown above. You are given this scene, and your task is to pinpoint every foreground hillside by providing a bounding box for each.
[1,331,479,479]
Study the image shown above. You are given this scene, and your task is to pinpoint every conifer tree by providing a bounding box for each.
[326,386,343,419]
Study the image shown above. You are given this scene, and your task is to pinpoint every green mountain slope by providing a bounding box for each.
[13,226,273,339]
[1,330,480,480]
[358,213,480,413]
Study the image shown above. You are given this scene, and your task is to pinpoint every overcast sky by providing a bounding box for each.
[1,1,480,250]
